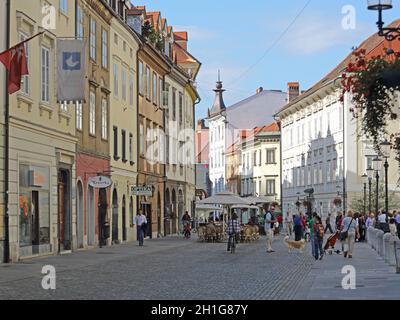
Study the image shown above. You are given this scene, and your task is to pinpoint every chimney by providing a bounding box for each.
[287,82,300,102]
[256,87,263,94]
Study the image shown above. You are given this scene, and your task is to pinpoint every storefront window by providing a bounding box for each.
[19,165,50,247]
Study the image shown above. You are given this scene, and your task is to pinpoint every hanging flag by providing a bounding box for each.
[0,43,28,94]
[57,39,86,102]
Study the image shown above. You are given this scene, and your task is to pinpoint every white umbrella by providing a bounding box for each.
[196,192,252,206]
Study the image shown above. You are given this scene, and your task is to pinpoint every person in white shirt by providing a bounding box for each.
[133,211,147,246]
[264,205,277,253]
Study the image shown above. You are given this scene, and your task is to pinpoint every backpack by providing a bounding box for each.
[317,223,324,239]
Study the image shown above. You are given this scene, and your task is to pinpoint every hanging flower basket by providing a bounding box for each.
[341,48,400,159]
[333,197,342,207]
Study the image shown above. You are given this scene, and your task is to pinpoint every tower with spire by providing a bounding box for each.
[207,72,228,195]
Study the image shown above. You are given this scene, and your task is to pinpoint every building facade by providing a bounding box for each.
[108,0,140,244]
[6,0,77,261]
[75,0,112,249]
[195,119,211,199]
[276,29,400,219]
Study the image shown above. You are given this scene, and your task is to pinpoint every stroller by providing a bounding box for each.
[323,230,341,255]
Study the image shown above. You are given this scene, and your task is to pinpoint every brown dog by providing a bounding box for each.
[284,236,306,253]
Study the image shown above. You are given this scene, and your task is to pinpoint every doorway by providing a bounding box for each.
[76,181,84,248]
[122,195,127,241]
[88,186,95,246]
[99,188,108,246]
[142,202,152,238]
[58,169,71,251]
[31,191,39,254]
[157,192,161,237]
[112,189,119,243]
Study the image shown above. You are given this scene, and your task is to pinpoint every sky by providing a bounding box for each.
[136,0,400,121]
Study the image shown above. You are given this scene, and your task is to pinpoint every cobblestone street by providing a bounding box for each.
[0,235,399,300]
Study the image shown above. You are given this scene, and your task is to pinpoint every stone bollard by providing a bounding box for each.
[383,233,392,264]
[367,227,372,246]
[389,237,397,266]
[377,230,384,257]
[370,228,377,250]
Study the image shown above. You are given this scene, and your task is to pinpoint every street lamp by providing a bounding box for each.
[372,156,382,216]
[362,173,368,215]
[367,166,374,214]
[367,1,400,41]
[380,139,392,214]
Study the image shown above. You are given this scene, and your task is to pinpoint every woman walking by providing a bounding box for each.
[340,211,359,258]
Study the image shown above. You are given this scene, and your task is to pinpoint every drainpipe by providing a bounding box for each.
[3,0,11,263]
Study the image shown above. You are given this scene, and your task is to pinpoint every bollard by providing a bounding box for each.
[371,228,378,251]
[383,234,392,264]
[389,237,397,266]
[394,240,400,274]
[377,230,384,257]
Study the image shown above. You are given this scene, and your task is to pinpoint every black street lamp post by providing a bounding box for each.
[362,174,368,215]
[373,156,383,216]
[367,166,374,214]
[380,139,392,214]
[367,1,400,41]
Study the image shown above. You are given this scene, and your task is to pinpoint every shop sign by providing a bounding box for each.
[131,185,153,196]
[88,176,112,189]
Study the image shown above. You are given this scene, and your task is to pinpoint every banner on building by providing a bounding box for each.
[57,39,86,102]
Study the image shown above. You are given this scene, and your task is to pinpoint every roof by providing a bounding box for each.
[172,42,198,64]
[276,19,400,116]
[146,12,161,30]
[225,90,287,130]
[174,31,188,41]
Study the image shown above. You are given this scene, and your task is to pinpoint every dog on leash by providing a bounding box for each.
[284,236,306,253]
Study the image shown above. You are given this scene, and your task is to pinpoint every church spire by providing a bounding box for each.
[209,71,226,117]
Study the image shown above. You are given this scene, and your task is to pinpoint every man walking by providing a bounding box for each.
[325,213,334,234]
[285,212,293,236]
[133,210,147,246]
[264,205,277,253]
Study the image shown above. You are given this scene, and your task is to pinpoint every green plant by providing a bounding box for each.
[341,48,400,158]
[142,21,164,52]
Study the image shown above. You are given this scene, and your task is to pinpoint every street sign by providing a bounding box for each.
[88,176,112,189]
[131,185,153,196]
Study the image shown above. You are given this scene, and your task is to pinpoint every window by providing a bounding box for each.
[163,83,170,109]
[122,67,127,101]
[138,61,143,95]
[129,72,134,106]
[313,165,318,185]
[159,78,163,108]
[89,92,96,135]
[113,126,118,159]
[113,63,119,97]
[253,151,257,166]
[101,98,107,139]
[297,126,300,144]
[102,29,107,68]
[308,120,312,141]
[339,158,343,179]
[166,135,170,164]
[129,133,133,164]
[327,161,331,183]
[77,6,84,40]
[146,66,150,100]
[301,167,305,186]
[332,159,337,181]
[76,101,82,130]
[139,123,144,155]
[266,149,276,164]
[20,33,29,95]
[266,180,275,195]
[60,0,68,14]
[307,166,311,186]
[130,48,133,59]
[172,88,176,121]
[301,124,305,143]
[179,93,183,125]
[122,130,126,161]
[319,163,323,184]
[152,72,157,104]
[259,150,262,166]
[41,47,50,102]
[90,17,96,60]
[123,41,126,52]
[60,101,68,112]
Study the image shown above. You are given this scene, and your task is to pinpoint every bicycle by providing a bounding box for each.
[227,233,237,254]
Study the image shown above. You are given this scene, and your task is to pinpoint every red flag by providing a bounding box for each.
[0,43,29,94]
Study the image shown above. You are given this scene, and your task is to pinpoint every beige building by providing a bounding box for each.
[0,0,6,262]
[108,1,140,244]
[239,123,281,205]
[6,0,77,261]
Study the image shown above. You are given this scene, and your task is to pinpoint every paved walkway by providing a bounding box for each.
[0,235,399,300]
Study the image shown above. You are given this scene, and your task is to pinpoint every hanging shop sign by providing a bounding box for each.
[88,176,112,189]
[131,185,153,196]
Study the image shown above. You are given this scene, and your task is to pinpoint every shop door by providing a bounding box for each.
[31,191,39,253]
[144,204,152,238]
[112,189,119,243]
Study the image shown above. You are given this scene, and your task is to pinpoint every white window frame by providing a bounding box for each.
[90,17,96,60]
[60,100,68,112]
[60,0,68,14]
[102,29,108,68]
[101,98,108,140]
[76,101,83,130]
[89,91,96,135]
[77,6,84,39]
[41,46,50,102]
[152,71,157,104]
[138,60,143,95]
[146,66,150,100]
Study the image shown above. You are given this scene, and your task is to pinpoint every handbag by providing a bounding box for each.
[340,217,354,241]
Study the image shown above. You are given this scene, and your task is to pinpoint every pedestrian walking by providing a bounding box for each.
[395,212,400,239]
[284,212,293,236]
[389,218,397,237]
[340,210,359,258]
[324,213,334,234]
[293,213,303,241]
[133,211,147,246]
[313,216,325,260]
[277,214,283,233]
[358,214,366,242]
[264,205,277,253]
[308,213,316,257]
